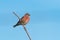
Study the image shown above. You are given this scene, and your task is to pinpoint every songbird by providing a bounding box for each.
[13,12,31,40]
[13,12,30,27]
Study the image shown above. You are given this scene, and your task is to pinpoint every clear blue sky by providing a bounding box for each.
[0,0,60,40]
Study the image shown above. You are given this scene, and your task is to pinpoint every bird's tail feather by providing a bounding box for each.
[13,23,19,28]
[13,25,17,28]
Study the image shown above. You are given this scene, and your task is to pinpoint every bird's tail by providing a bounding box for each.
[13,24,17,28]
[13,23,20,28]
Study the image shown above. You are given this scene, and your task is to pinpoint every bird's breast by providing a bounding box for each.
[21,16,30,25]
[25,16,30,23]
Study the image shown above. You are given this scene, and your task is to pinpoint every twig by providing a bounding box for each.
[13,12,20,20]
[23,25,31,40]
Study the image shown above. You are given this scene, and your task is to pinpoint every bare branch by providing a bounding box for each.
[23,25,31,40]
[13,12,20,20]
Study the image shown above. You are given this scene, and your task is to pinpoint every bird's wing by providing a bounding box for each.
[13,12,20,20]
[23,25,31,40]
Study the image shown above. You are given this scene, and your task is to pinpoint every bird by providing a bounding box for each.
[13,12,31,40]
[13,12,30,27]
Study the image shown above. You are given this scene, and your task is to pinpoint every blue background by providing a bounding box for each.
[0,0,60,40]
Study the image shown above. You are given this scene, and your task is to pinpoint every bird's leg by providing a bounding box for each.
[13,12,20,20]
[22,25,31,40]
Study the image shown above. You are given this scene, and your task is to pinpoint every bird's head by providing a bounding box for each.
[25,13,30,16]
